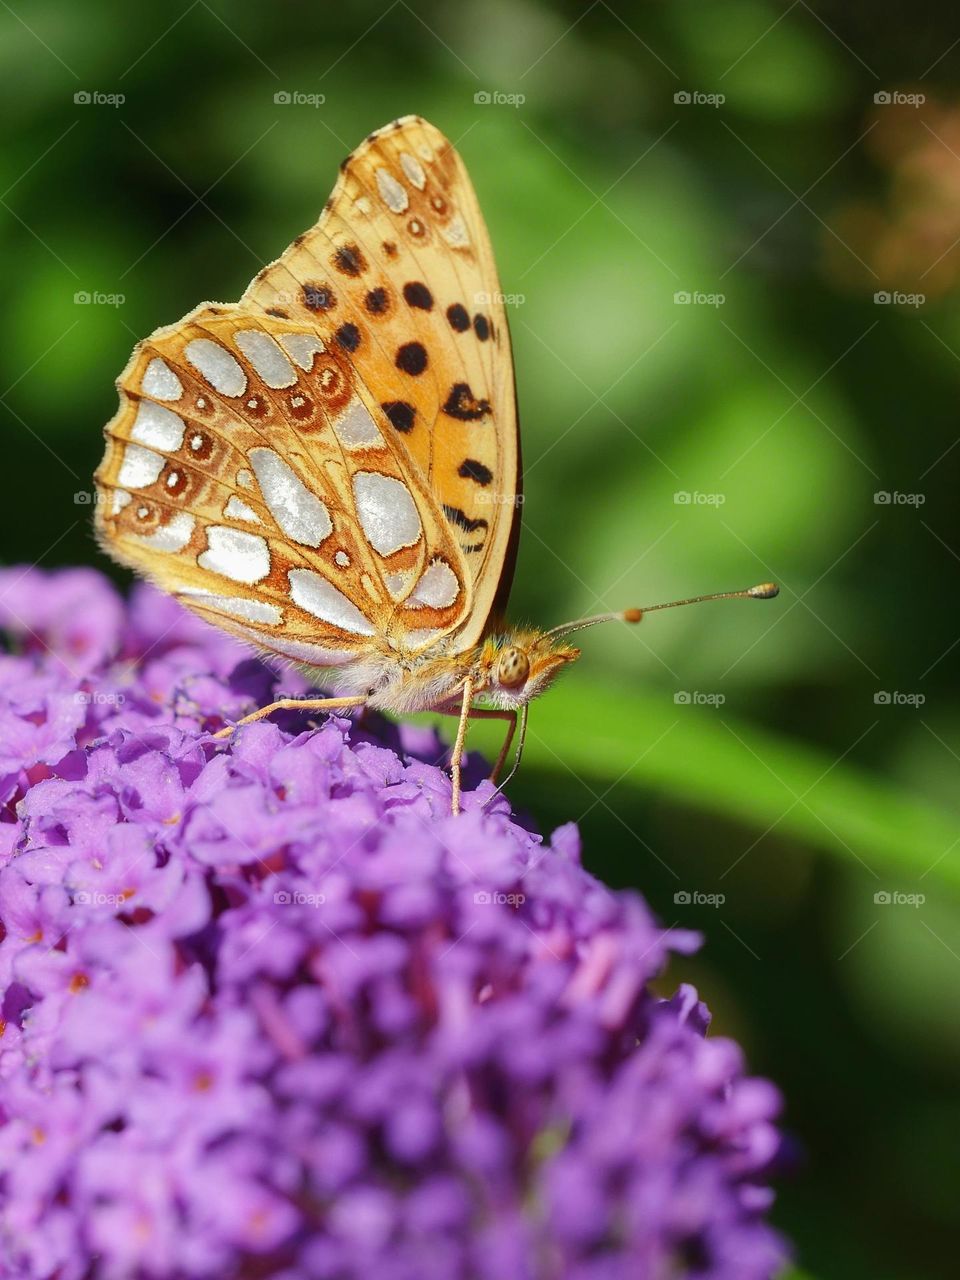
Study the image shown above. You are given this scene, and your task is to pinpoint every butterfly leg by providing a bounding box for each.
[212,696,367,740]
[488,702,528,798]
[430,698,517,810]
[456,706,517,783]
[449,679,475,815]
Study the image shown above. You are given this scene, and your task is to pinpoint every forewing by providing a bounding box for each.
[242,115,521,646]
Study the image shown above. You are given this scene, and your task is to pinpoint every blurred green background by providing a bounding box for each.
[1,2,958,1276]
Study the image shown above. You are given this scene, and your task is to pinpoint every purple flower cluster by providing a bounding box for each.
[0,568,788,1279]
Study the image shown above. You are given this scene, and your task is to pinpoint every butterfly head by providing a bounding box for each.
[477,630,581,708]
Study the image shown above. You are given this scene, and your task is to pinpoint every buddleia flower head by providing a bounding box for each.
[0,568,789,1280]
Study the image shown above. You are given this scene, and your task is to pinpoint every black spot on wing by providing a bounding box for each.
[473,313,490,341]
[382,401,415,432]
[403,281,433,310]
[458,458,493,486]
[334,322,361,352]
[333,244,365,276]
[443,504,488,534]
[446,303,470,332]
[443,383,491,421]
[364,287,389,315]
[396,342,428,375]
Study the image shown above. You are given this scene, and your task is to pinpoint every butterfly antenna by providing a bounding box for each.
[546,583,780,640]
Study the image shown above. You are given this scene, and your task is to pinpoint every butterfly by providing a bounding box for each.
[94,115,778,813]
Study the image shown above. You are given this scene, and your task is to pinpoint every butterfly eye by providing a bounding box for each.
[496,646,529,689]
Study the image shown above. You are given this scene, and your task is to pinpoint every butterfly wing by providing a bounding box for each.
[94,307,473,669]
[95,116,520,670]
[243,115,520,647]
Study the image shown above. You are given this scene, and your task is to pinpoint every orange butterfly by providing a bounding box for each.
[95,116,777,812]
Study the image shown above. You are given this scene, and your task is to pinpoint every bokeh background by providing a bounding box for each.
[1,2,958,1277]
